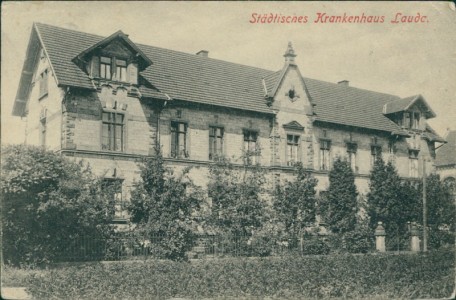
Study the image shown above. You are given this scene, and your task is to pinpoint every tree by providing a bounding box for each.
[128,147,203,261]
[422,174,455,249]
[1,145,114,265]
[367,157,420,250]
[326,157,358,234]
[274,163,318,238]
[207,155,269,237]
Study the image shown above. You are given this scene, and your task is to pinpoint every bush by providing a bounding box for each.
[274,162,318,238]
[128,147,203,261]
[21,250,455,299]
[1,145,114,266]
[429,229,455,250]
[207,155,269,237]
[301,236,331,255]
[342,226,374,253]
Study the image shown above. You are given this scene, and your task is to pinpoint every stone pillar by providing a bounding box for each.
[375,222,386,253]
[410,222,421,252]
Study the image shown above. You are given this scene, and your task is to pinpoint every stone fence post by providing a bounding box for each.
[410,222,421,252]
[375,221,386,252]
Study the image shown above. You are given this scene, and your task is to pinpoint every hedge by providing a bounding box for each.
[15,250,454,299]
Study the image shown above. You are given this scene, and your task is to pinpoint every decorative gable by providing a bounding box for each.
[283,120,304,131]
[383,95,437,132]
[72,30,152,85]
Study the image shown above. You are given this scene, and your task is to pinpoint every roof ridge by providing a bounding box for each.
[304,76,401,100]
[35,22,276,75]
[34,22,103,40]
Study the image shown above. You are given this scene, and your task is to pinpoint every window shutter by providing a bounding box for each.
[127,63,138,85]
[91,56,100,78]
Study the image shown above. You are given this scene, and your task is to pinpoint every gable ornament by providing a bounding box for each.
[286,86,300,102]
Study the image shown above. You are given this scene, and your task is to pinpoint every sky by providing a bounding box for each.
[2,1,456,145]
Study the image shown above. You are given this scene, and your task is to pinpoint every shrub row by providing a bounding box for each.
[22,250,455,299]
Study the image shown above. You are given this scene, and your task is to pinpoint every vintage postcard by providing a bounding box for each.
[1,1,455,299]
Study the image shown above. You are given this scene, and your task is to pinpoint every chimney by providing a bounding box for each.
[283,42,297,64]
[196,50,209,58]
[338,80,349,86]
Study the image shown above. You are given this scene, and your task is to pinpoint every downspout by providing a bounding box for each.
[61,87,71,152]
[156,99,168,151]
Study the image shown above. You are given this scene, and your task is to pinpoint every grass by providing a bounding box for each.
[2,250,454,299]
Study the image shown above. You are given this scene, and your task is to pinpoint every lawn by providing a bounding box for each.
[2,250,454,299]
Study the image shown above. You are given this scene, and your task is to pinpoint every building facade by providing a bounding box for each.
[436,130,456,191]
[13,23,445,222]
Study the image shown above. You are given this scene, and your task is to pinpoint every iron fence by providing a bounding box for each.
[53,234,330,262]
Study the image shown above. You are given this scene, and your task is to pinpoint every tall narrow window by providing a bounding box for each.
[209,126,224,160]
[371,145,382,166]
[100,56,112,79]
[286,134,300,166]
[319,140,331,171]
[346,142,357,172]
[171,122,188,158]
[404,112,411,129]
[39,69,49,98]
[388,139,396,155]
[102,112,124,151]
[102,178,126,223]
[243,130,258,165]
[115,59,127,82]
[413,112,420,130]
[40,118,46,147]
[409,150,419,178]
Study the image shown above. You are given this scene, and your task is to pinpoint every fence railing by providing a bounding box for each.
[53,234,330,262]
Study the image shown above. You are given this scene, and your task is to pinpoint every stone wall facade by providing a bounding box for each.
[23,52,437,212]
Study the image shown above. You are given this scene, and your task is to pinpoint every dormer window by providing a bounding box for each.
[100,56,112,80]
[115,59,127,82]
[99,57,129,82]
[73,30,151,86]
[400,111,421,130]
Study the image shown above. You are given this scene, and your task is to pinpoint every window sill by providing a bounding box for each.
[38,93,48,101]
[94,77,134,86]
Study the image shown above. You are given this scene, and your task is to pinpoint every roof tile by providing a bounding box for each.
[32,23,435,135]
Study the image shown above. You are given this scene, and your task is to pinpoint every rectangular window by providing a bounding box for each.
[115,59,127,82]
[371,145,382,166]
[409,150,419,178]
[209,126,224,160]
[388,140,396,155]
[286,134,300,166]
[319,140,331,171]
[39,69,49,98]
[171,122,188,158]
[346,142,357,172]
[100,56,112,80]
[243,130,258,165]
[413,112,420,130]
[404,112,411,129]
[102,112,124,151]
[102,179,126,222]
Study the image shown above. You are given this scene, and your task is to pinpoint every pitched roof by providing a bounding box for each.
[305,78,407,133]
[14,23,438,137]
[423,124,446,143]
[383,94,436,118]
[72,30,152,71]
[435,130,456,167]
